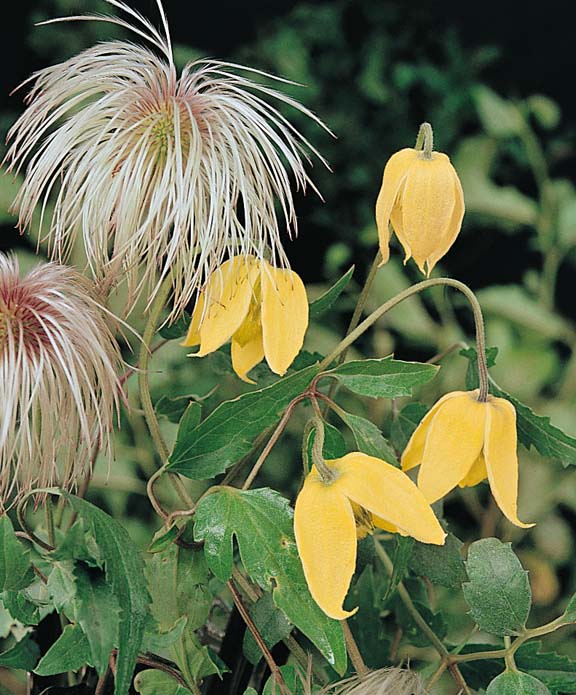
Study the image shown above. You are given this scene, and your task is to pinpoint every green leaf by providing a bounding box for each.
[46,560,76,613]
[242,592,292,665]
[134,669,192,695]
[49,519,103,568]
[474,86,524,137]
[327,357,438,399]
[0,635,40,670]
[461,348,576,466]
[383,537,414,603]
[486,670,551,695]
[159,312,191,340]
[0,515,34,591]
[516,641,576,694]
[460,346,499,391]
[168,365,318,479]
[34,624,92,676]
[194,487,347,673]
[527,95,561,130]
[170,401,203,443]
[337,410,398,463]
[156,396,202,425]
[142,615,188,654]
[147,525,180,553]
[74,565,120,676]
[409,532,467,588]
[309,266,354,318]
[562,593,576,623]
[390,403,428,452]
[392,577,446,648]
[463,538,531,636]
[263,665,307,695]
[305,422,347,465]
[60,493,150,695]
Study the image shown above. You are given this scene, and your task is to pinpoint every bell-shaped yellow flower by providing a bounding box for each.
[294,452,446,620]
[401,390,533,528]
[375,147,465,275]
[182,256,308,382]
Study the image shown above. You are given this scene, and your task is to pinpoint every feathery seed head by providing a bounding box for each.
[0,254,122,507]
[4,0,328,321]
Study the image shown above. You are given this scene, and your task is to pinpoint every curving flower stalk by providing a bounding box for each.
[4,0,328,320]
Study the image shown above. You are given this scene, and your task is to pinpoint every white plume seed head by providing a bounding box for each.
[4,0,329,321]
[0,253,123,506]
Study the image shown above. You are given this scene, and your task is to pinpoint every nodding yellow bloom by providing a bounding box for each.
[294,452,446,620]
[375,147,465,275]
[182,256,308,382]
[401,390,533,528]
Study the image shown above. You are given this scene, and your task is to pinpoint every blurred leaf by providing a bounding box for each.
[160,312,191,340]
[327,357,438,399]
[134,669,191,695]
[0,634,40,670]
[62,493,149,695]
[168,365,318,479]
[390,403,428,453]
[336,410,398,464]
[463,538,531,636]
[309,265,354,318]
[194,487,347,673]
[527,95,561,130]
[242,592,292,665]
[515,642,576,693]
[74,565,119,677]
[409,532,467,587]
[0,515,34,591]
[393,577,446,648]
[34,624,91,676]
[156,396,202,425]
[486,670,550,694]
[474,86,524,137]
[454,136,538,225]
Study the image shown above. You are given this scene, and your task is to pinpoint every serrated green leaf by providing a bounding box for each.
[463,538,531,636]
[46,560,76,613]
[460,346,499,391]
[516,641,576,694]
[409,532,467,587]
[60,493,150,695]
[168,365,318,479]
[34,623,92,676]
[156,395,202,425]
[194,487,347,673]
[74,565,120,676]
[263,665,307,695]
[327,357,438,399]
[461,348,576,466]
[336,409,398,464]
[134,669,192,695]
[309,266,354,318]
[242,592,292,665]
[382,537,414,603]
[486,670,551,695]
[142,615,188,654]
[390,403,428,452]
[0,515,34,591]
[0,634,40,670]
[1,587,42,625]
[49,519,103,568]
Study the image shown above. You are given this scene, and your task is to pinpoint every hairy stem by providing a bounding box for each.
[342,620,368,678]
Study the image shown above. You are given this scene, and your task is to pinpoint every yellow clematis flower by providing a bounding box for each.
[294,452,446,620]
[375,146,465,275]
[182,256,308,383]
[401,390,533,528]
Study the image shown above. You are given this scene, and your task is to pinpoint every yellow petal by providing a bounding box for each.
[334,453,445,545]
[417,391,486,503]
[484,397,534,529]
[401,390,471,472]
[372,515,402,535]
[231,329,264,383]
[197,257,259,356]
[395,153,462,275]
[180,291,205,347]
[294,468,358,620]
[261,265,309,376]
[375,148,416,265]
[458,453,488,488]
[425,167,465,273]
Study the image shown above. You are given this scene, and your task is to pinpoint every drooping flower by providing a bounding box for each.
[294,452,445,619]
[4,0,327,320]
[0,254,122,506]
[401,390,533,528]
[375,138,465,275]
[181,255,308,382]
